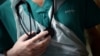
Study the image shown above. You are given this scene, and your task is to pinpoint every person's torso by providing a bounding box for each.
[0,0,88,55]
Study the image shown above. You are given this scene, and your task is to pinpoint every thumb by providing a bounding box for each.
[18,34,28,41]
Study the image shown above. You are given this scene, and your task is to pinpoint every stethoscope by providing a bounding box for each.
[15,0,55,39]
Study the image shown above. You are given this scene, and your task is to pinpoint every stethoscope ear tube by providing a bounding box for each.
[15,0,33,36]
[15,0,56,39]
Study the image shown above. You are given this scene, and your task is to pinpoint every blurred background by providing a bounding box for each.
[86,0,100,56]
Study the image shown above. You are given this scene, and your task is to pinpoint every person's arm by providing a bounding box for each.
[5,31,51,56]
[86,25,100,56]
[0,31,51,56]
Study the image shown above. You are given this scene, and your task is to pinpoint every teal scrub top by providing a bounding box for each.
[0,0,100,53]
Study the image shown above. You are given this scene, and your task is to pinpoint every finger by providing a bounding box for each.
[18,34,28,41]
[31,35,51,53]
[18,31,35,41]
[38,36,51,52]
[28,31,49,43]
[39,45,48,55]
[37,35,51,47]
[34,46,47,56]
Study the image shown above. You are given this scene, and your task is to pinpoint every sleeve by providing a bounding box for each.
[0,4,14,53]
[0,21,14,53]
[84,0,100,28]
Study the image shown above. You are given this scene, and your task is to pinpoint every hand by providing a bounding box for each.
[6,31,51,56]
